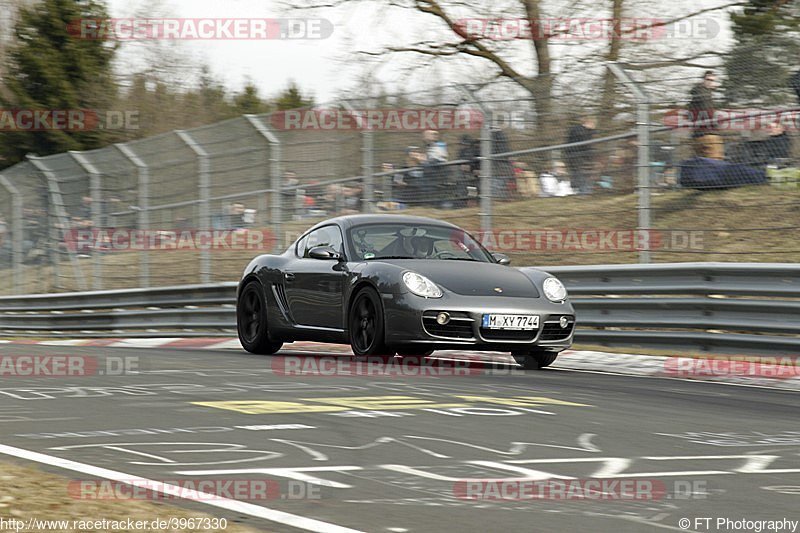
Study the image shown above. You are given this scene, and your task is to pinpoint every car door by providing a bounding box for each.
[284,225,347,329]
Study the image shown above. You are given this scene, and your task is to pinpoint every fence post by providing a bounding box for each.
[115,143,151,287]
[457,86,492,237]
[340,103,373,213]
[70,151,104,290]
[362,129,375,213]
[245,115,283,253]
[27,155,88,291]
[0,174,22,294]
[608,62,652,264]
[176,131,212,284]
[480,123,493,237]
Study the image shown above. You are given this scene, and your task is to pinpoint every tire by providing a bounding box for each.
[512,350,559,370]
[349,287,390,357]
[237,281,283,355]
[396,346,435,357]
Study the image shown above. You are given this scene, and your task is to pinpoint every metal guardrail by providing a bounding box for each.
[0,263,798,354]
[543,263,800,355]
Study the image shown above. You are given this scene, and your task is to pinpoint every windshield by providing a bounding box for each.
[347,223,494,262]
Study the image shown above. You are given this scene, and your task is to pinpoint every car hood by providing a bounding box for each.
[385,260,540,297]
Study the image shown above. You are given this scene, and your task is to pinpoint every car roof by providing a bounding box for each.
[310,214,461,232]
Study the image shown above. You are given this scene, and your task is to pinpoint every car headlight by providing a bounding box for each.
[403,271,442,298]
[543,277,567,302]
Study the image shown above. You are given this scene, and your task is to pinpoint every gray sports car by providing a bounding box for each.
[236,214,574,369]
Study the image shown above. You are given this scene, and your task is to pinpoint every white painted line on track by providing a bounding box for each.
[203,339,245,350]
[38,339,94,346]
[109,338,184,348]
[0,443,365,533]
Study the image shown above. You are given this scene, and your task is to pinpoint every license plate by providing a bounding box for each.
[481,314,539,330]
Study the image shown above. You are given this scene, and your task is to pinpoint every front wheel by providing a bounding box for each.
[512,350,559,370]
[349,288,390,356]
[237,281,283,355]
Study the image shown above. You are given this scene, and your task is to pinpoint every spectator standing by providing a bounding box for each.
[688,70,724,160]
[564,116,597,194]
[423,130,448,162]
[422,130,449,204]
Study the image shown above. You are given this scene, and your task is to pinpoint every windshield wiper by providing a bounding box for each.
[441,257,480,262]
[366,255,415,260]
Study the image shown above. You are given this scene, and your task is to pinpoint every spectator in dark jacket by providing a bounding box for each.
[564,116,596,194]
[688,71,718,129]
[491,128,516,199]
[688,70,724,159]
[762,122,792,164]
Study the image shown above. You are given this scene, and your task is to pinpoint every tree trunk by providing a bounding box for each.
[599,0,625,133]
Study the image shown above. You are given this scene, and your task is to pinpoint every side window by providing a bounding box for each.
[302,226,344,258]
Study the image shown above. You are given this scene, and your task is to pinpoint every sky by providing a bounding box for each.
[106,0,408,103]
[106,0,737,105]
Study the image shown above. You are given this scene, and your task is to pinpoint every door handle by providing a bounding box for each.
[284,272,295,282]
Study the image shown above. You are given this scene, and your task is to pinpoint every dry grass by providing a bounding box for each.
[0,461,266,532]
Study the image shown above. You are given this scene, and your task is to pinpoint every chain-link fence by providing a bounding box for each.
[1,63,799,295]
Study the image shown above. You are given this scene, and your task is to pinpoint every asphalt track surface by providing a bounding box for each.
[0,343,798,533]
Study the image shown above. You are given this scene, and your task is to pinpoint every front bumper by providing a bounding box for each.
[382,291,575,352]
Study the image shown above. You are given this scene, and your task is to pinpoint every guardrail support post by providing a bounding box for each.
[115,143,151,287]
[0,174,23,294]
[176,131,212,284]
[609,63,651,264]
[245,115,283,253]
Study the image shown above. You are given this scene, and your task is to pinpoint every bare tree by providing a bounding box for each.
[287,0,744,131]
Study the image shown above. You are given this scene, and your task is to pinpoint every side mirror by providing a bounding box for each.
[309,245,341,261]
[493,253,511,266]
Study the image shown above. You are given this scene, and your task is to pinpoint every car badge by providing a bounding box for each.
[494,287,503,293]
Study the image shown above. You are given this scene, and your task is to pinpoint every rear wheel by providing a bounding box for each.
[512,350,559,370]
[349,287,390,357]
[237,281,283,355]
